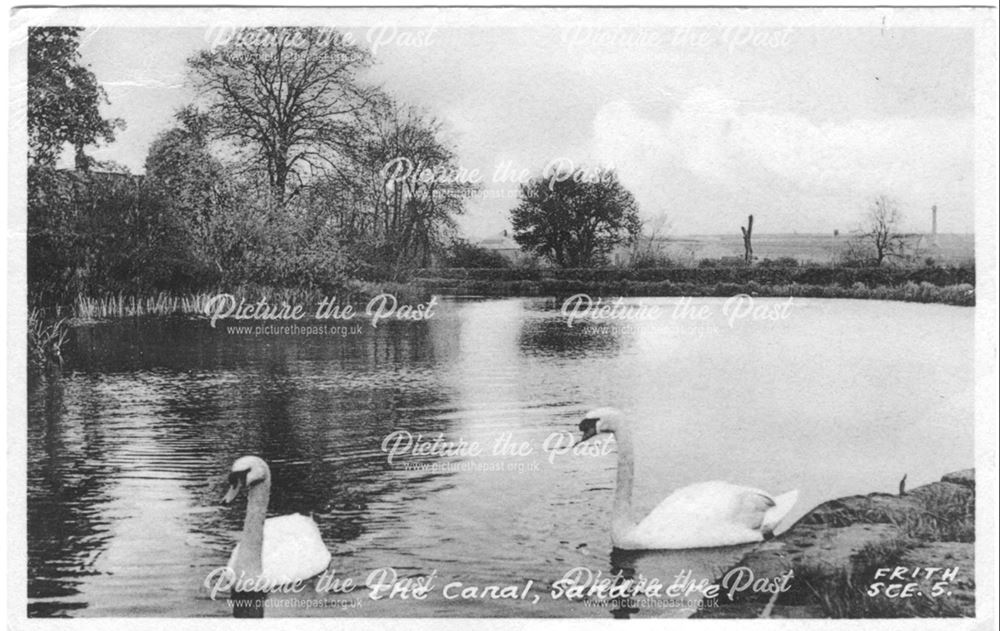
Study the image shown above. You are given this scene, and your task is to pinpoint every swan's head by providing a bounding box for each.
[221,455,271,504]
[577,407,625,444]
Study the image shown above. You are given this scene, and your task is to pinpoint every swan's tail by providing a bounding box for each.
[762,490,799,537]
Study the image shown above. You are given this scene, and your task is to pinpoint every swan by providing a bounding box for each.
[576,407,798,550]
[221,455,332,613]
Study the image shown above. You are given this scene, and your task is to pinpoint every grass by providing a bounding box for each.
[904,484,976,543]
[28,308,70,371]
[74,292,217,320]
[68,282,434,321]
[410,278,975,306]
[61,277,975,322]
[696,475,976,619]
[804,485,974,544]
[407,262,975,306]
[797,537,973,618]
[774,480,973,618]
[413,263,975,287]
[42,261,977,321]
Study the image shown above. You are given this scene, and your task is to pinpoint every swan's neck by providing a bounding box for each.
[235,479,270,578]
[611,427,636,542]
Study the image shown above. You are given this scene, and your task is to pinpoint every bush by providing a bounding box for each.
[404,264,975,305]
[27,167,361,305]
[410,264,974,287]
[442,239,511,268]
[28,167,204,305]
[629,248,675,269]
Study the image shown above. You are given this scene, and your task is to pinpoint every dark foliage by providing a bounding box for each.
[27,167,200,304]
[413,264,975,287]
[28,27,124,168]
[511,166,641,267]
[442,240,511,269]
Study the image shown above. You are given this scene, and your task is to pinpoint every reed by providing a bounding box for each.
[28,308,70,370]
[74,292,219,320]
[70,283,435,321]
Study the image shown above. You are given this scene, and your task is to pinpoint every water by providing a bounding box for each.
[26,297,974,617]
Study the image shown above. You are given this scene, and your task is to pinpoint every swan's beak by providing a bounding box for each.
[221,483,240,505]
[576,417,599,446]
[221,469,247,505]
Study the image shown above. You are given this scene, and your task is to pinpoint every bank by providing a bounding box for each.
[692,469,975,618]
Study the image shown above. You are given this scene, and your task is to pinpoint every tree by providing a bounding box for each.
[187,27,372,205]
[510,166,641,267]
[859,195,906,266]
[144,106,238,278]
[27,27,124,169]
[27,167,188,302]
[320,97,476,275]
[628,210,672,268]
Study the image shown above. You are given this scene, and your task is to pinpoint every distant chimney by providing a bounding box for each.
[932,205,938,244]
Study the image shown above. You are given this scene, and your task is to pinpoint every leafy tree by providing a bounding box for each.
[27,167,188,303]
[27,27,124,169]
[187,27,372,204]
[144,106,239,279]
[145,107,221,235]
[510,166,641,267]
[322,97,476,276]
[145,105,352,289]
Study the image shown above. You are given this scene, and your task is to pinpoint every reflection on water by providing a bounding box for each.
[608,546,755,618]
[27,297,973,617]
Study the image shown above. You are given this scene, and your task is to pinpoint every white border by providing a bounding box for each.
[5,5,998,631]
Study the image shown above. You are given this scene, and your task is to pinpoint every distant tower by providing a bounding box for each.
[931,205,938,245]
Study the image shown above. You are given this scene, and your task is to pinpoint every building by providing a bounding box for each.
[476,230,524,263]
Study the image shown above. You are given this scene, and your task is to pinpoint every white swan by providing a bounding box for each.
[577,408,799,550]
[222,456,332,587]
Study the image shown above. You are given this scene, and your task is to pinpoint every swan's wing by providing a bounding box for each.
[628,482,775,548]
[260,514,332,585]
[735,490,776,530]
[761,489,799,533]
[646,482,772,524]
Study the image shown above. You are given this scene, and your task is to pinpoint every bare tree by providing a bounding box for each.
[861,195,906,265]
[188,27,372,205]
[629,210,672,267]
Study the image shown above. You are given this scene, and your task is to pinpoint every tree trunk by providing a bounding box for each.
[741,214,754,265]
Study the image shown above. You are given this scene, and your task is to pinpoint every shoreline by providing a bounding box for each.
[27,279,974,370]
[693,469,975,618]
[414,279,974,306]
[33,271,977,321]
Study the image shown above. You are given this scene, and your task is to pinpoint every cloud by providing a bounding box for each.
[589,91,973,233]
[102,78,186,90]
[731,112,972,196]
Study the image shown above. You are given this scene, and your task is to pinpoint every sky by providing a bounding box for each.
[71,21,976,237]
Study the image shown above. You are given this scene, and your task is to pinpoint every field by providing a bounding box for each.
[614,233,976,266]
